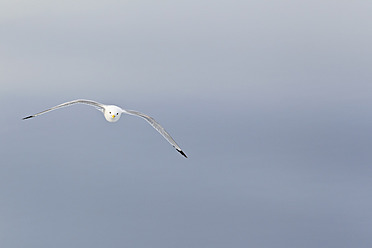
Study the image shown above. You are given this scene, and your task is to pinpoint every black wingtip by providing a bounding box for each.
[177,149,188,158]
[22,115,34,120]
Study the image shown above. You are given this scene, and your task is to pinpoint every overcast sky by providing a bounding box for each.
[1,1,372,247]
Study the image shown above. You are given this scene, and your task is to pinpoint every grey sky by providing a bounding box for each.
[2,1,371,101]
[1,1,372,247]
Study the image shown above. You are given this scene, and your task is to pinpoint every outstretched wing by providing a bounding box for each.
[23,99,105,120]
[122,109,187,158]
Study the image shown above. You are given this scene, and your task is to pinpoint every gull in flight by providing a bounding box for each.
[23,99,187,158]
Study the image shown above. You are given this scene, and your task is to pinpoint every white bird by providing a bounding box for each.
[23,99,187,158]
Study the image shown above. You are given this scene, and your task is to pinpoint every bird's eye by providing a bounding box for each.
[109,112,111,114]
[116,113,118,115]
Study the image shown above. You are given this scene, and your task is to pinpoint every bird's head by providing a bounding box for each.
[104,105,122,122]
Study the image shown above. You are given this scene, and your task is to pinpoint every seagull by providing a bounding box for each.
[23,99,187,158]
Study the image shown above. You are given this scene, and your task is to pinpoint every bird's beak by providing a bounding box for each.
[112,115,115,118]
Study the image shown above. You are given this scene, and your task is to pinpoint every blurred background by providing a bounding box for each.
[1,1,372,247]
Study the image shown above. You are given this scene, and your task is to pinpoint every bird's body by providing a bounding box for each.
[23,99,187,158]
[103,105,123,122]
